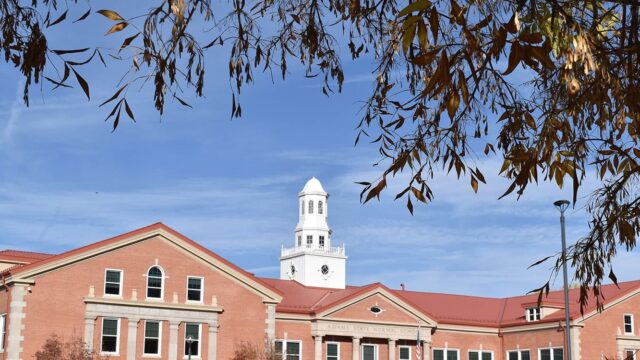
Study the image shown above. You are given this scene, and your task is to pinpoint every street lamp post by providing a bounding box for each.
[186,335,194,360]
[554,199,572,360]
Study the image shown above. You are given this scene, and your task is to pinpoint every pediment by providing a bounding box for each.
[317,286,435,326]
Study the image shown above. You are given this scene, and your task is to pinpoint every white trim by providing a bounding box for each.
[183,323,202,359]
[468,350,494,360]
[526,307,541,322]
[506,349,531,360]
[0,313,6,352]
[433,347,460,360]
[625,314,635,335]
[326,341,340,360]
[186,276,204,303]
[100,317,120,356]
[361,343,378,360]
[537,347,563,360]
[398,345,411,360]
[146,265,165,301]
[104,268,123,297]
[143,320,162,356]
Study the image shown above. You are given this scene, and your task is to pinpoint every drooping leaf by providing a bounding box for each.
[105,22,128,35]
[72,68,90,100]
[97,9,124,21]
[48,10,68,27]
[74,9,92,23]
[398,0,431,18]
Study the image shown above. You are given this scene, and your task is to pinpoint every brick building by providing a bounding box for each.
[0,178,639,360]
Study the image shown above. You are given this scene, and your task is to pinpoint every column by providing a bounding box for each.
[208,321,219,360]
[388,339,396,360]
[84,316,96,351]
[168,321,180,360]
[314,335,323,360]
[127,318,139,360]
[421,341,430,360]
[352,337,360,360]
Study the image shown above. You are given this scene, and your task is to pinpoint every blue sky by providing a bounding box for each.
[0,6,636,298]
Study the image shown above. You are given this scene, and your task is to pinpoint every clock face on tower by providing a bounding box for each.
[320,264,330,276]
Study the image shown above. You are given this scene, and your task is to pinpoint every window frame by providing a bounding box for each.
[186,276,204,303]
[309,200,314,214]
[306,235,313,248]
[319,235,325,248]
[143,320,162,356]
[297,235,302,247]
[146,265,165,300]
[104,268,123,297]
[526,307,541,321]
[183,323,202,358]
[624,314,635,335]
[432,348,460,360]
[100,317,120,355]
[625,349,637,360]
[326,341,340,360]
[538,347,563,360]
[361,344,378,360]
[506,349,531,360]
[0,313,6,352]
[468,350,493,360]
[398,345,411,360]
[318,200,324,214]
[301,200,305,215]
[275,339,302,360]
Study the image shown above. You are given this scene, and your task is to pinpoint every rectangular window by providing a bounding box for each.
[362,344,377,360]
[187,277,203,302]
[433,349,458,360]
[275,340,302,360]
[625,314,634,334]
[184,323,200,357]
[144,321,161,355]
[526,307,540,321]
[101,318,120,354]
[625,350,636,360]
[297,236,302,247]
[307,235,313,247]
[0,313,6,352]
[104,269,122,296]
[399,346,411,360]
[327,342,339,360]
[469,351,493,360]
[319,236,325,248]
[539,348,563,360]
[507,350,530,360]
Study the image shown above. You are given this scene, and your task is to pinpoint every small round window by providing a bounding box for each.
[370,306,382,314]
[321,265,329,275]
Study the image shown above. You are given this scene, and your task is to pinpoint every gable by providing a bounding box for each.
[318,287,436,326]
[5,223,282,303]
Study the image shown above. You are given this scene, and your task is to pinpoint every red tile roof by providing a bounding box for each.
[0,250,54,264]
[260,277,640,328]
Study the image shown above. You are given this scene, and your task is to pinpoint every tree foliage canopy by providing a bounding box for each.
[3,0,640,310]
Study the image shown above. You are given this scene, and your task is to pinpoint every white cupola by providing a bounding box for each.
[280,177,347,289]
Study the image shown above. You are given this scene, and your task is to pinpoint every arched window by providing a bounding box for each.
[318,201,324,214]
[301,200,305,215]
[147,266,163,299]
[308,200,314,214]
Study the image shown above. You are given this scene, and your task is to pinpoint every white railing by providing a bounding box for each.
[281,244,346,257]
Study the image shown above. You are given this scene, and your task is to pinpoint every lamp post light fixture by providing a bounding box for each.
[554,199,572,360]
[186,335,195,360]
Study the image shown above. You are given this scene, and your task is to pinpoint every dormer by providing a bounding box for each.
[522,300,564,321]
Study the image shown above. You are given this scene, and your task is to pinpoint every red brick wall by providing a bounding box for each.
[20,236,268,359]
[580,291,640,359]
[431,329,501,360]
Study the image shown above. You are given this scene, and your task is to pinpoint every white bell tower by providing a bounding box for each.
[280,177,347,289]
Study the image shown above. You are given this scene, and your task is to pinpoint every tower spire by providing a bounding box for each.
[280,178,346,288]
